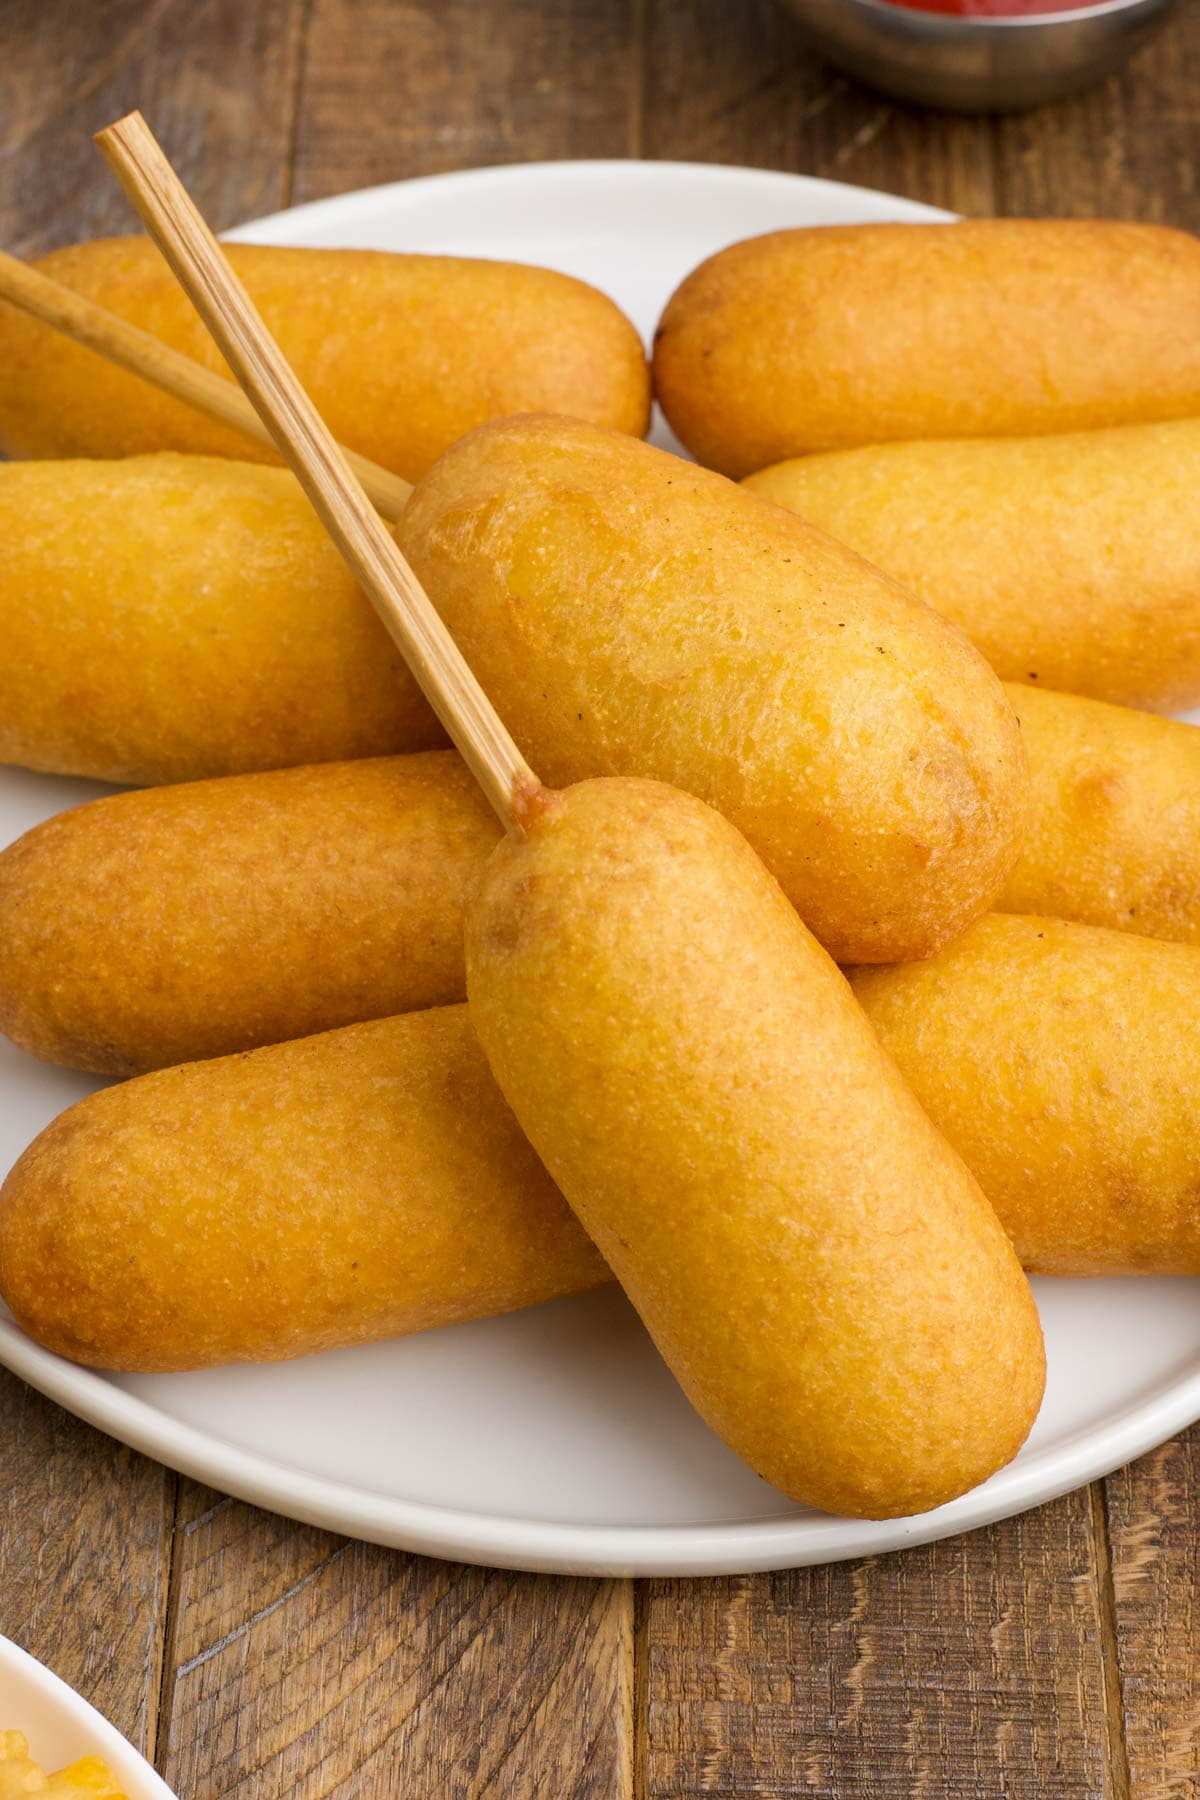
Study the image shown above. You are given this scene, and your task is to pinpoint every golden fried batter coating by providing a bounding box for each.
[0,455,442,783]
[6,685,1194,1078]
[0,754,499,1074]
[0,239,650,476]
[852,914,1200,1276]
[1002,685,1200,944]
[399,414,1027,965]
[467,778,1044,1518]
[0,1008,609,1372]
[655,221,1200,476]
[746,421,1200,713]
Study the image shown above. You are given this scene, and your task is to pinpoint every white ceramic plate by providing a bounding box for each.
[2,160,1199,1578]
[0,1634,176,1797]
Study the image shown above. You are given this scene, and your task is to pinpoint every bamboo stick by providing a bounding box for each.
[95,111,537,832]
[0,244,413,523]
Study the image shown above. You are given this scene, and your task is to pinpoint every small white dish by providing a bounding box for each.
[0,1634,176,1797]
[1,160,1199,1576]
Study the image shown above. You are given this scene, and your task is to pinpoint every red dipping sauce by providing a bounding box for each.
[883,0,1100,11]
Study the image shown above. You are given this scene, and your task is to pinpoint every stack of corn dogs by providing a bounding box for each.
[1,209,1199,1520]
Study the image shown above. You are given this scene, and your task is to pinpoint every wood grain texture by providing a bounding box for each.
[159,1483,632,1799]
[643,0,995,213]
[0,0,306,256]
[0,1370,174,1756]
[641,1496,1110,1799]
[1105,1423,1200,1798]
[994,5,1200,225]
[291,0,640,202]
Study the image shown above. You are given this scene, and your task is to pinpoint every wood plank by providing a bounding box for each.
[0,0,307,256]
[291,0,639,203]
[643,0,995,214]
[0,1371,175,1757]
[641,1492,1110,1799]
[158,1482,631,1798]
[1104,1425,1200,1798]
[994,5,1200,223]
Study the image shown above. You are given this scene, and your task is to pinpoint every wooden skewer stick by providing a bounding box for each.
[0,244,413,524]
[95,110,539,833]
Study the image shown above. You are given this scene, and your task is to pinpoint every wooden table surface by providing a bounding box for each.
[2,2,1200,1795]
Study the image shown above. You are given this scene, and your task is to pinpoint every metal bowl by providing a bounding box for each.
[774,0,1176,112]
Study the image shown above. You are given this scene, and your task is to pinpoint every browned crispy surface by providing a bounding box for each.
[0,754,500,1074]
[467,777,1044,1518]
[656,221,1200,477]
[0,1007,609,1372]
[0,455,443,783]
[7,685,1192,1087]
[852,913,1200,1276]
[400,413,1027,965]
[0,239,650,476]
[7,927,1198,1384]
[1002,685,1200,944]
[747,421,1200,713]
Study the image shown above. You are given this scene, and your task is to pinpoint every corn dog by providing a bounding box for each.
[7,908,1200,1383]
[33,124,1041,1524]
[850,914,1200,1276]
[745,421,1200,713]
[399,414,1028,966]
[0,754,498,1075]
[0,455,441,784]
[1000,685,1200,943]
[0,424,1026,921]
[654,220,1200,476]
[0,238,650,476]
[467,778,1044,1518]
[6,680,1197,1076]
[0,1007,609,1372]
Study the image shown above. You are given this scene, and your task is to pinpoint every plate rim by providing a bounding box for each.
[4,1305,1200,1576]
[221,157,956,247]
[0,1633,177,1798]
[4,157,1198,1577]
